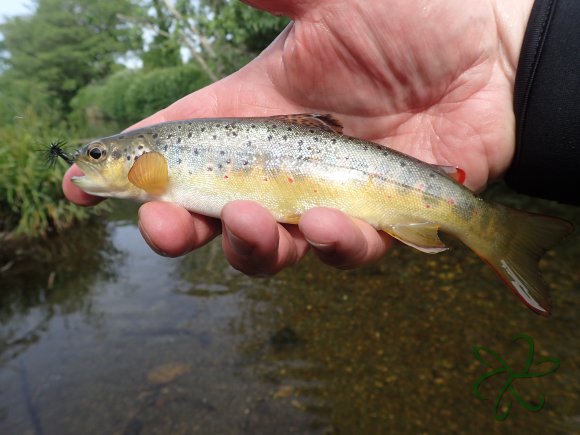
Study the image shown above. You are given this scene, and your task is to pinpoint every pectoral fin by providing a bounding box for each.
[128,151,169,196]
[383,223,448,254]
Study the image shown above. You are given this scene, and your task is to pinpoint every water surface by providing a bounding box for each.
[1,187,579,434]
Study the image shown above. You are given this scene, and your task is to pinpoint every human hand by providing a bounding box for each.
[64,0,534,275]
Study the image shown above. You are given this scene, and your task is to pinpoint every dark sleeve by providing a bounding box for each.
[507,0,580,205]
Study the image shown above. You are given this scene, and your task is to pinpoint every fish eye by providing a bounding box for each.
[87,144,107,161]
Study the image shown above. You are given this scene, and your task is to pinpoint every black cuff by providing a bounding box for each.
[507,0,580,205]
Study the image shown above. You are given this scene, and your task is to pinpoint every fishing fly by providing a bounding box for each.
[45,140,74,167]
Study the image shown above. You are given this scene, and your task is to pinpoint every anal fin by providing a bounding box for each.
[383,223,448,254]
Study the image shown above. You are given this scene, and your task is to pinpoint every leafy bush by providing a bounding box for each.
[124,64,211,121]
[70,64,211,129]
[0,106,93,239]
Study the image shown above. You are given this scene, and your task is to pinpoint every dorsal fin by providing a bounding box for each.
[128,151,169,196]
[270,113,344,134]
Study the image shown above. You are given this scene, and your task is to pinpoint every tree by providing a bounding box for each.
[134,0,289,81]
[0,0,142,110]
[140,0,182,69]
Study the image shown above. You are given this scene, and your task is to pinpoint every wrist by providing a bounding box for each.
[491,0,535,87]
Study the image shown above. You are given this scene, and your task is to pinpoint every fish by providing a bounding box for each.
[69,113,572,316]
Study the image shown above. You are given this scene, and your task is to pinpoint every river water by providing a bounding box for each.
[1,186,579,434]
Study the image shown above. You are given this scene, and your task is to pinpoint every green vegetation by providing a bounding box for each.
[70,64,212,129]
[0,105,91,238]
[0,0,288,240]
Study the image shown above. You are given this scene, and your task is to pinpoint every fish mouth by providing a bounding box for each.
[71,175,112,196]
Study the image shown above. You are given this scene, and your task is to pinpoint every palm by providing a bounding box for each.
[148,0,518,191]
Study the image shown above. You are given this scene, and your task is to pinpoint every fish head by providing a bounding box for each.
[72,135,147,198]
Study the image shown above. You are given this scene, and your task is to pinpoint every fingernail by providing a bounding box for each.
[306,239,335,254]
[138,221,169,257]
[225,227,254,256]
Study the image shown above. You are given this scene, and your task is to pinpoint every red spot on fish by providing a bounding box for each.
[447,198,456,205]
[288,177,294,183]
[263,177,268,181]
[223,175,229,180]
[425,204,431,209]
[313,189,318,193]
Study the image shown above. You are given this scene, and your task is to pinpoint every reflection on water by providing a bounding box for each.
[0,189,579,434]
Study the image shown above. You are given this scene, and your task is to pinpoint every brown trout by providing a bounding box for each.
[70,114,572,316]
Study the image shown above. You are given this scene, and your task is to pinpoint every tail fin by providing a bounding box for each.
[469,207,572,316]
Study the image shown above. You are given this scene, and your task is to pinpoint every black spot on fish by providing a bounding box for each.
[314,137,319,142]
[177,137,182,144]
[298,140,303,146]
[194,148,199,155]
[138,145,144,150]
[331,139,337,144]
[429,173,436,178]
[309,129,314,133]
[267,135,273,141]
[232,131,238,137]
[287,127,292,131]
[282,135,288,140]
[271,124,277,128]
[400,161,406,167]
[382,152,389,156]
[188,170,192,175]
[216,124,221,128]
[225,124,230,129]
[167,134,173,139]
[177,158,182,164]
[243,160,248,166]
[188,132,193,138]
[134,155,139,161]
[177,125,182,130]
[152,133,158,139]
[201,127,205,132]
[220,150,225,155]
[251,124,256,129]
[138,134,144,139]
[112,150,121,159]
[126,155,131,160]
[163,145,168,151]
[212,135,217,140]
[207,166,213,171]
[226,159,231,164]
[246,141,252,147]
[218,164,223,169]
[118,135,125,139]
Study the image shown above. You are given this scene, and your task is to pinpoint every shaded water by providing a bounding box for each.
[1,186,579,434]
